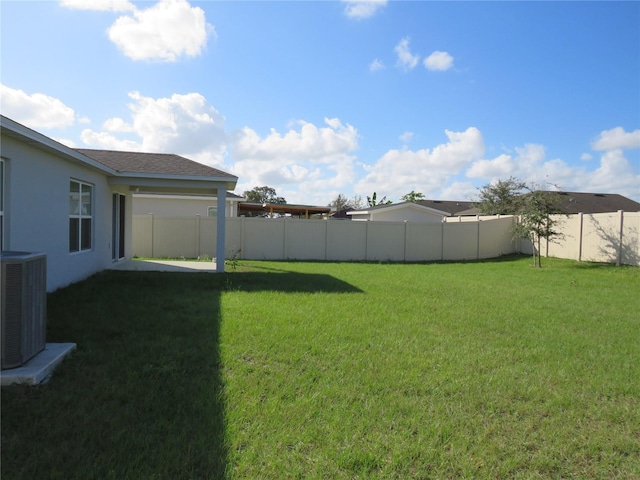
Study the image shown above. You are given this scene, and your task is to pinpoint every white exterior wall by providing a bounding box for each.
[371,206,445,223]
[351,205,447,223]
[133,194,238,217]
[2,136,132,291]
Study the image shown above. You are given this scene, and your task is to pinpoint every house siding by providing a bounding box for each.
[371,207,445,223]
[1,135,132,291]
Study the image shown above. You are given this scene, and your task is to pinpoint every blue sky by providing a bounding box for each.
[2,0,639,204]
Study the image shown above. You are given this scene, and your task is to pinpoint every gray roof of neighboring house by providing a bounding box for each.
[75,149,236,179]
[551,192,640,214]
[416,200,474,215]
[347,200,473,216]
[456,191,640,216]
[347,201,453,217]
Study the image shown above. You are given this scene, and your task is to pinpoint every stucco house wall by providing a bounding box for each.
[348,203,449,223]
[1,115,238,291]
[1,134,132,291]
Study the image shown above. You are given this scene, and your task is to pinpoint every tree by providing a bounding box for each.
[328,193,364,211]
[400,190,425,203]
[328,193,351,212]
[515,188,565,268]
[366,191,392,207]
[475,177,527,215]
[243,186,286,205]
[476,178,564,267]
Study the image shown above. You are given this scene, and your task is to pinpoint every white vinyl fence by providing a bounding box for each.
[132,215,517,262]
[132,211,640,266]
[519,211,640,266]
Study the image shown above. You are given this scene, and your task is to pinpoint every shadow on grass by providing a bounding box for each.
[223,271,364,293]
[0,270,361,480]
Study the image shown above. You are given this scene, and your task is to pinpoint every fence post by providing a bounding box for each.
[240,217,246,259]
[577,212,583,262]
[365,221,369,261]
[196,214,201,257]
[404,221,408,261]
[282,218,287,260]
[150,213,154,258]
[441,220,445,260]
[617,210,624,266]
[476,218,481,259]
[324,220,329,261]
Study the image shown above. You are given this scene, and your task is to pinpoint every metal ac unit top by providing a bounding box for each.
[1,251,46,261]
[1,251,48,370]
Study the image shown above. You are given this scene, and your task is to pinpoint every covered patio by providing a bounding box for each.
[110,259,219,272]
[77,149,238,273]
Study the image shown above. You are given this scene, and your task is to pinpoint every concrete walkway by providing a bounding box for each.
[110,259,218,272]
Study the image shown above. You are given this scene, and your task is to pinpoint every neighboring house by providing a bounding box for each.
[455,192,640,216]
[132,192,244,217]
[347,201,453,222]
[0,116,238,291]
[547,191,640,214]
[416,199,474,216]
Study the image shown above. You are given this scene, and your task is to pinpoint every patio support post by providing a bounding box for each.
[216,189,226,272]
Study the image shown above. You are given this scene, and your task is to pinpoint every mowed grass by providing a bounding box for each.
[2,256,639,479]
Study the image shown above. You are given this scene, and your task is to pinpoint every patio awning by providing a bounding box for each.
[239,202,331,219]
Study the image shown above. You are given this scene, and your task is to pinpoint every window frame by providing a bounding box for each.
[69,179,93,253]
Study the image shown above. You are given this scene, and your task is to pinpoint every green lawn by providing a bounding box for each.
[2,256,639,479]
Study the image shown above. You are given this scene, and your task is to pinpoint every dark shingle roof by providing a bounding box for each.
[75,149,236,179]
[416,200,474,215]
[456,192,640,216]
[552,192,640,214]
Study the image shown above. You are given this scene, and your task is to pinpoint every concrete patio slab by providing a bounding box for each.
[110,259,218,272]
[1,343,77,386]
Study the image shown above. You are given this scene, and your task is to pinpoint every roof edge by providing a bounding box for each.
[1,115,117,175]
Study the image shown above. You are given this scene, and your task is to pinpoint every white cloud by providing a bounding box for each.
[355,127,484,200]
[232,118,359,203]
[463,139,639,201]
[80,129,142,151]
[580,153,593,161]
[342,0,387,20]
[103,117,134,133]
[60,0,135,12]
[466,153,515,179]
[80,91,228,166]
[399,131,414,144]
[466,144,546,180]
[108,0,213,62]
[234,118,358,163]
[424,51,454,71]
[439,181,478,201]
[0,84,76,129]
[591,127,640,151]
[395,37,420,71]
[369,58,385,72]
[580,149,640,197]
[53,137,79,148]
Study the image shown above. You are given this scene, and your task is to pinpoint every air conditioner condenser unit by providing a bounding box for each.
[1,252,47,370]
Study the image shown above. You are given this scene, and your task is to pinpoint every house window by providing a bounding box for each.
[207,206,217,217]
[69,180,93,252]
